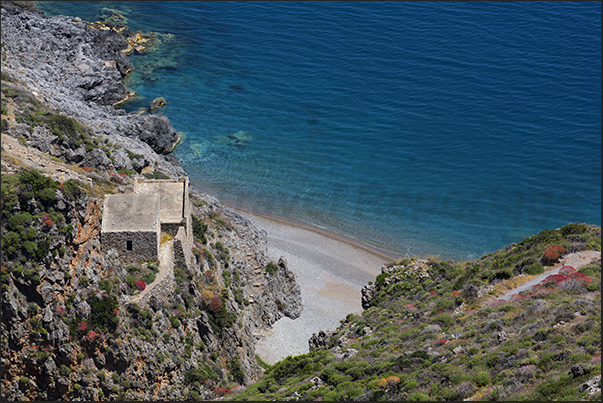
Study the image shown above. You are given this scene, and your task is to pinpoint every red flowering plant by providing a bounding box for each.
[541,245,566,265]
[77,322,88,332]
[434,338,447,346]
[568,272,592,284]
[213,387,231,397]
[134,279,146,291]
[559,266,576,276]
[40,212,53,228]
[541,274,567,287]
[209,295,222,313]
[85,330,99,342]
[510,294,526,302]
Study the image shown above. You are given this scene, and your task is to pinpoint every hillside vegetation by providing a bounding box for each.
[0,164,302,401]
[229,224,601,401]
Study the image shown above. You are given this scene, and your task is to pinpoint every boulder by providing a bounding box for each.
[82,148,113,171]
[309,330,332,351]
[569,364,588,378]
[149,97,166,112]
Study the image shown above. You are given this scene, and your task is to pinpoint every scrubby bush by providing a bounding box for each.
[134,279,146,291]
[525,262,544,275]
[192,214,208,244]
[542,245,565,265]
[86,295,119,331]
[265,262,278,275]
[474,370,491,387]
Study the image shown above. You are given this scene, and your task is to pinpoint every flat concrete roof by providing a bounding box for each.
[135,181,184,223]
[102,193,160,232]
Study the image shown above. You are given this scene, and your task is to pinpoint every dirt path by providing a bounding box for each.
[1,132,93,186]
[129,239,173,304]
[484,250,601,303]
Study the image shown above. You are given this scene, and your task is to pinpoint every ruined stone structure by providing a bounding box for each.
[101,177,192,265]
[101,193,160,263]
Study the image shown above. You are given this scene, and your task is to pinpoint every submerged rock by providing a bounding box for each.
[213,130,253,147]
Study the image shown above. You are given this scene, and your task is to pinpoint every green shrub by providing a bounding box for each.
[173,267,186,285]
[184,364,216,386]
[192,214,208,244]
[143,171,170,180]
[117,168,134,176]
[228,358,245,384]
[432,314,454,329]
[141,273,156,285]
[60,364,71,376]
[474,370,490,387]
[560,222,588,236]
[265,262,279,275]
[86,295,119,331]
[407,392,430,401]
[525,263,544,275]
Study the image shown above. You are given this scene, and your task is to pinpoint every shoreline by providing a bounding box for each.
[224,202,400,264]
[223,203,396,364]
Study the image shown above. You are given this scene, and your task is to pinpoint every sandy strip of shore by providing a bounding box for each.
[229,206,397,364]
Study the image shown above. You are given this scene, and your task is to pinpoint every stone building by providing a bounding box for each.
[101,176,191,264]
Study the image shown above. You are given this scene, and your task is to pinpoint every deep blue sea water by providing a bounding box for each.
[37,2,601,260]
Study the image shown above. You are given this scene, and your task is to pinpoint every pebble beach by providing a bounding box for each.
[232,208,395,363]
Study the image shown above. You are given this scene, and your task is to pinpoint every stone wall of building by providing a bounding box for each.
[101,231,158,263]
[182,177,192,245]
[131,269,175,308]
[174,225,193,270]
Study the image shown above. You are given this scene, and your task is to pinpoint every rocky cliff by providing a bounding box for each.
[1,2,303,400]
[1,1,183,177]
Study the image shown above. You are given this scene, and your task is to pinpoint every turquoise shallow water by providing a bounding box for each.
[37,2,601,260]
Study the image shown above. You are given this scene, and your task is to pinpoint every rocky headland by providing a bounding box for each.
[1,2,302,400]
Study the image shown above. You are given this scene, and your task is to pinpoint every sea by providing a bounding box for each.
[36,1,601,261]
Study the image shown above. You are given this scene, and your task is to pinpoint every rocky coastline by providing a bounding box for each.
[1,1,184,177]
[1,2,303,400]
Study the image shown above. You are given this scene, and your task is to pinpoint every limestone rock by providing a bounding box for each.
[309,330,332,352]
[149,97,166,112]
[570,364,588,378]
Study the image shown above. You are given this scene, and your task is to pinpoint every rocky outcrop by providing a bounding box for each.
[0,2,305,400]
[0,166,305,400]
[1,1,183,176]
[308,330,332,352]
